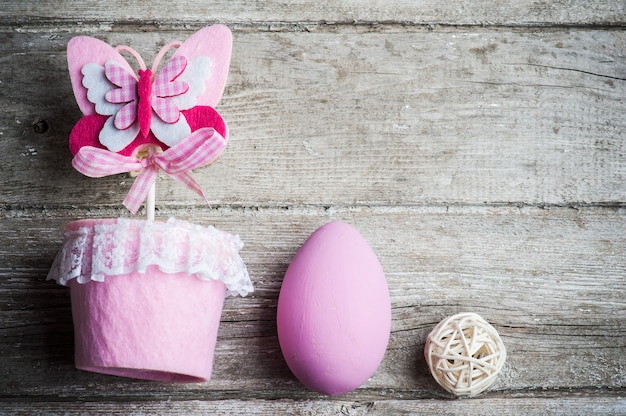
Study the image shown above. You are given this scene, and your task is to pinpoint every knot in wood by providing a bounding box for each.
[424,312,506,397]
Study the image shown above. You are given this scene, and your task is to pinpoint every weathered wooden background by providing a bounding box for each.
[1,1,625,415]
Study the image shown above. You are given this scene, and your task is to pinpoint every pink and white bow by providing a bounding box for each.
[72,127,226,214]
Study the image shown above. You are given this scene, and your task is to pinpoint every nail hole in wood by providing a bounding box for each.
[32,119,49,134]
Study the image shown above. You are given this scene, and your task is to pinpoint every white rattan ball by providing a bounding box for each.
[424,312,506,397]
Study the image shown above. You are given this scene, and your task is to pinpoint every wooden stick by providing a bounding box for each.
[146,181,156,221]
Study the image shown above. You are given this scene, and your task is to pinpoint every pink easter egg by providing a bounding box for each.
[277,221,391,395]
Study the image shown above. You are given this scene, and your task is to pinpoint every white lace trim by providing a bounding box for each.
[47,218,253,297]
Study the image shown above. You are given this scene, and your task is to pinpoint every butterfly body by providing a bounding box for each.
[137,68,152,138]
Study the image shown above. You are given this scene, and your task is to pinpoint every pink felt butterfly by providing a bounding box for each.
[67,25,231,156]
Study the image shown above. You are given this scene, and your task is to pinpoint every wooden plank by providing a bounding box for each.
[1,395,625,416]
[1,29,624,208]
[1,207,624,399]
[0,1,624,413]
[0,0,624,27]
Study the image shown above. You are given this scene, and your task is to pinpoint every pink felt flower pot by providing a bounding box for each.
[69,269,226,382]
[48,218,252,382]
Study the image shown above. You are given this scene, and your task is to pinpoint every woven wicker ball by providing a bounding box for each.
[424,312,506,397]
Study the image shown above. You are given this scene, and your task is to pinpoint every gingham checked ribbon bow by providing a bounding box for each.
[72,127,226,214]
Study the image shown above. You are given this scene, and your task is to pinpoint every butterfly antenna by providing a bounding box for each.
[115,45,147,71]
[152,41,183,75]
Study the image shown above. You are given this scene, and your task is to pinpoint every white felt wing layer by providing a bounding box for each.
[170,56,212,111]
[99,116,141,153]
[81,63,123,116]
[150,113,192,147]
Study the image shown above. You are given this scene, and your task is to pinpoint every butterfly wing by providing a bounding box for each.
[151,25,232,146]
[172,24,232,108]
[67,36,136,116]
[82,60,141,153]
[149,25,232,146]
[68,37,144,153]
[152,55,189,123]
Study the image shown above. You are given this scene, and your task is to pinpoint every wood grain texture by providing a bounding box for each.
[0,0,624,414]
[0,208,624,406]
[1,395,625,416]
[1,29,624,208]
[0,0,624,27]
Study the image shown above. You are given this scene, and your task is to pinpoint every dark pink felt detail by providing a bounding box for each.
[69,115,107,155]
[137,69,153,138]
[185,106,228,140]
[69,106,228,156]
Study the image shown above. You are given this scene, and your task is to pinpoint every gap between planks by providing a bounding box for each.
[0,386,624,404]
[1,203,624,221]
[3,20,626,34]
